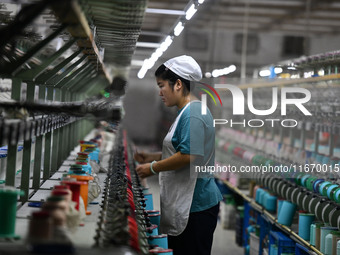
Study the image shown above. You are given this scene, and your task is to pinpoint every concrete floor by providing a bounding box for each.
[146,174,244,255]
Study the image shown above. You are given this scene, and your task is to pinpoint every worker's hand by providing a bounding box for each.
[134,151,146,163]
[134,151,155,164]
[136,163,153,178]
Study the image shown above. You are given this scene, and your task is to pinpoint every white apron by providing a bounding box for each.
[159,101,198,236]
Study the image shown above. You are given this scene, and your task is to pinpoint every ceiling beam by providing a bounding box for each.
[145,8,185,15]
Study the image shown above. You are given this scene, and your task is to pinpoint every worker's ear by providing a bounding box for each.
[174,79,183,91]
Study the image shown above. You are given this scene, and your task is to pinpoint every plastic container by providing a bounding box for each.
[0,187,24,238]
[298,213,315,241]
[79,142,96,152]
[28,211,53,243]
[146,210,160,215]
[321,227,338,253]
[278,201,296,226]
[60,180,84,211]
[325,233,333,255]
[69,175,94,215]
[75,161,91,174]
[144,193,154,211]
[269,231,295,254]
[295,243,310,255]
[148,213,161,227]
[149,248,173,255]
[148,234,168,249]
[146,224,158,236]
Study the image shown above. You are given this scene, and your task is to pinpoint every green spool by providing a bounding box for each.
[321,183,333,197]
[227,144,236,154]
[0,188,24,238]
[333,187,340,203]
[294,173,304,186]
[306,177,318,191]
[70,164,82,169]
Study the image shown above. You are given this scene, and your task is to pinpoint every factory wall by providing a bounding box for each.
[123,77,163,144]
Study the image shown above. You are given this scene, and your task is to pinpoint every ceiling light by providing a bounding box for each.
[259,70,271,77]
[159,36,173,52]
[131,60,144,66]
[211,65,236,78]
[185,4,197,20]
[138,66,148,79]
[198,0,205,4]
[174,21,184,36]
[136,42,161,48]
[146,8,186,16]
[274,67,283,74]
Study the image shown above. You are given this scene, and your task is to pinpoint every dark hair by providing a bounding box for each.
[155,64,194,96]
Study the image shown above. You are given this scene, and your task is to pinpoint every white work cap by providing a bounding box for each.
[163,55,202,81]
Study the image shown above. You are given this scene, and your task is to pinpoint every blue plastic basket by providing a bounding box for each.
[295,243,310,255]
[269,231,295,255]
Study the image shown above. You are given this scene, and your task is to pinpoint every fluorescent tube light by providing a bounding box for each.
[174,21,184,36]
[185,4,197,20]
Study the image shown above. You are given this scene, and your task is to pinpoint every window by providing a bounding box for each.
[282,36,306,57]
[234,33,259,54]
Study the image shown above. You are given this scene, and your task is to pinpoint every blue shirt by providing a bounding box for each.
[171,101,223,212]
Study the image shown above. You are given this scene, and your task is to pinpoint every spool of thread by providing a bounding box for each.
[0,188,24,238]
[259,189,267,205]
[60,180,83,211]
[278,201,296,226]
[255,188,263,203]
[144,193,154,211]
[332,233,340,255]
[301,174,311,187]
[148,213,161,227]
[28,211,53,243]
[316,224,322,250]
[253,185,260,199]
[327,185,339,199]
[277,199,284,217]
[325,233,333,255]
[295,173,305,186]
[314,179,325,193]
[310,223,316,246]
[69,175,94,215]
[321,227,338,253]
[149,248,173,255]
[306,177,318,191]
[333,188,340,204]
[299,213,315,241]
[146,224,159,236]
[320,181,333,196]
[337,240,340,255]
[147,210,160,215]
[148,234,168,249]
[264,194,277,212]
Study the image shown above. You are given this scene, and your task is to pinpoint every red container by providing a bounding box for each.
[60,181,86,211]
[68,175,94,215]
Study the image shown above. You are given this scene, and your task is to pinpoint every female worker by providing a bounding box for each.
[135,55,222,255]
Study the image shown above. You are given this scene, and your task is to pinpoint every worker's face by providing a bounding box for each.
[157,77,180,107]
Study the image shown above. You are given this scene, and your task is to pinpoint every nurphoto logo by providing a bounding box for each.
[199,84,312,128]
